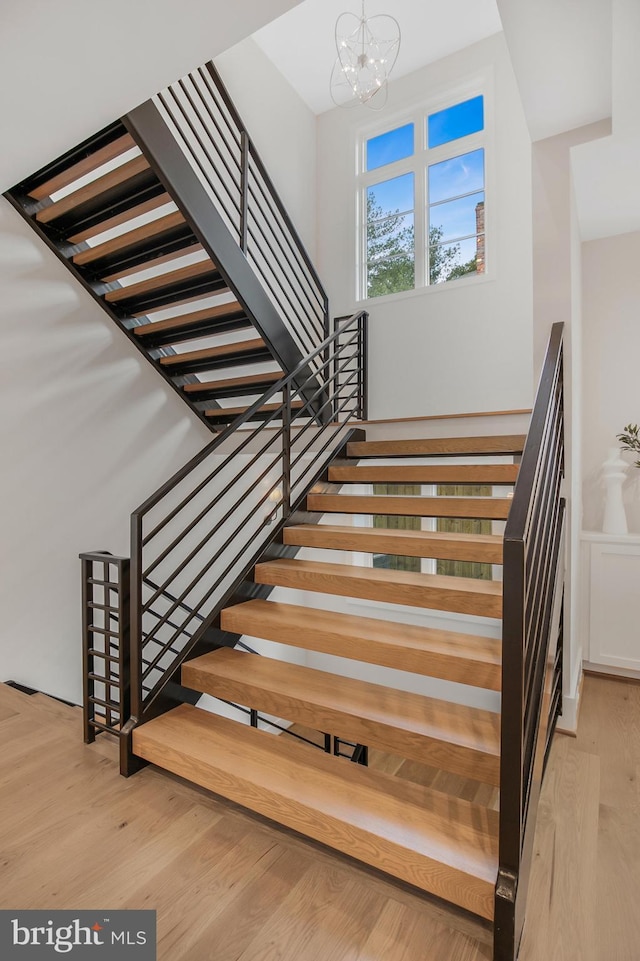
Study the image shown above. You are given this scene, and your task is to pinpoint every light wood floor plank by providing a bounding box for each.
[1,677,639,960]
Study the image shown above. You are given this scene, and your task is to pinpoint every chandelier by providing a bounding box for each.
[330,1,401,110]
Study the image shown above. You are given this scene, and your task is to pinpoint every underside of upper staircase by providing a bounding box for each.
[5,63,329,433]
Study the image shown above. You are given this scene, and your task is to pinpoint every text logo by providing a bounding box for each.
[1,910,156,958]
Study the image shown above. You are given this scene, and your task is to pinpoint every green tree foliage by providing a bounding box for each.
[366,194,415,297]
[366,194,478,296]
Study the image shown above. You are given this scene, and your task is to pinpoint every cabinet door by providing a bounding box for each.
[589,542,640,670]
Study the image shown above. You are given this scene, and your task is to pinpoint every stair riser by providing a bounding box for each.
[254,564,503,619]
[132,726,495,920]
[283,527,504,564]
[220,605,502,691]
[182,662,500,785]
[307,495,512,520]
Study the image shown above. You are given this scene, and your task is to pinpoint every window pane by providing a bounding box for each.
[367,174,415,298]
[367,173,414,218]
[366,123,414,171]
[428,149,484,204]
[428,235,482,285]
[430,191,484,244]
[428,95,484,148]
[368,212,414,263]
[367,255,414,298]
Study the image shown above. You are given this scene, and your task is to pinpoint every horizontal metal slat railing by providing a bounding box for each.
[126,311,367,741]
[495,322,565,961]
[153,61,328,371]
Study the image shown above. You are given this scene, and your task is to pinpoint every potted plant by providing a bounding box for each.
[616,424,640,468]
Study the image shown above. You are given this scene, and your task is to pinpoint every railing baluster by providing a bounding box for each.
[495,322,564,961]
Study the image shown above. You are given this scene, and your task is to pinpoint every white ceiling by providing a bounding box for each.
[496,0,612,143]
[254,0,504,116]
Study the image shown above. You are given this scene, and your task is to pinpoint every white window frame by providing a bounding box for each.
[356,72,494,304]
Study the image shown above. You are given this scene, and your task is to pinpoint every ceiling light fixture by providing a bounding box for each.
[330,0,401,110]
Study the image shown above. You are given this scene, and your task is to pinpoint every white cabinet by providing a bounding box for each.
[582,532,640,674]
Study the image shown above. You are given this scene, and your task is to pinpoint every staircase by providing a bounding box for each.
[5,64,328,432]
[131,431,520,922]
[8,59,565,961]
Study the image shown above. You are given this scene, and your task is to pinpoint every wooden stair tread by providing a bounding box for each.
[221,599,501,690]
[283,524,504,563]
[183,371,283,394]
[104,258,217,302]
[68,193,172,245]
[136,302,247,340]
[307,494,512,520]
[72,210,186,266]
[329,463,519,484]
[254,558,502,619]
[158,336,266,365]
[101,243,204,283]
[205,401,304,419]
[347,435,527,457]
[36,155,151,223]
[132,704,498,918]
[28,134,137,200]
[183,647,500,784]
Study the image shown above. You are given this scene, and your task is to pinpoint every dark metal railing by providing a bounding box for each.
[495,322,565,961]
[153,61,329,369]
[80,551,130,741]
[124,311,367,763]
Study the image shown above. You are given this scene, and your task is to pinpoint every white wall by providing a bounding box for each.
[317,32,534,419]
[582,230,640,534]
[0,0,298,193]
[0,201,211,703]
[531,119,610,729]
[215,37,318,258]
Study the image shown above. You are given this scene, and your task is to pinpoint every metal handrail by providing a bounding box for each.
[126,311,367,749]
[153,61,329,366]
[495,322,565,961]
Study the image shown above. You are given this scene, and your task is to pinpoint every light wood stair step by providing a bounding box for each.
[347,435,527,458]
[221,599,502,690]
[135,301,248,345]
[132,704,498,919]
[205,401,304,421]
[28,133,137,201]
[72,210,186,266]
[183,648,500,784]
[159,336,267,369]
[307,493,512,520]
[36,155,151,223]
[254,558,503,618]
[68,193,173,245]
[182,370,283,397]
[283,524,504,563]
[104,258,218,302]
[101,243,204,283]
[329,463,519,485]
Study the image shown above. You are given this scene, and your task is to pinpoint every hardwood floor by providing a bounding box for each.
[0,675,637,960]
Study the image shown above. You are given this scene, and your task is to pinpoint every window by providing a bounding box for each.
[360,93,486,299]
